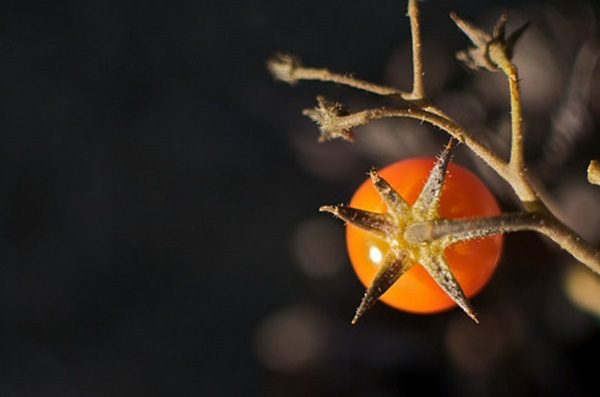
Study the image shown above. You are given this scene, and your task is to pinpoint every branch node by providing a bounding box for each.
[303,97,355,142]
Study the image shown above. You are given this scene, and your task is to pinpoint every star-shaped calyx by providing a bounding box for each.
[321,139,481,324]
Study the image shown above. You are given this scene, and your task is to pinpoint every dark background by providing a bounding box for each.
[1,0,599,395]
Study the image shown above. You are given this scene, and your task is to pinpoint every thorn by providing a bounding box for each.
[444,137,458,152]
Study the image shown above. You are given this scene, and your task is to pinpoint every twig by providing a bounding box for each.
[489,44,525,172]
[267,54,406,97]
[268,1,600,286]
[303,104,508,181]
[404,212,543,244]
[407,0,425,100]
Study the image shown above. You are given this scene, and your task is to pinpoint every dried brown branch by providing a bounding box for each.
[268,0,600,320]
[407,0,425,100]
[267,53,406,97]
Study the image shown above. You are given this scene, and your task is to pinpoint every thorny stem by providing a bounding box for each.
[406,212,600,274]
[407,0,425,100]
[487,42,529,191]
[293,67,403,97]
[405,212,544,244]
[313,106,507,177]
[267,54,449,119]
[505,62,524,170]
[403,0,453,121]
[481,23,600,271]
[267,54,407,97]
[302,93,599,273]
[539,210,600,273]
[307,101,539,205]
[269,1,600,282]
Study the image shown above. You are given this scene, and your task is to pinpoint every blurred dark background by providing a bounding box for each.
[1,0,599,395]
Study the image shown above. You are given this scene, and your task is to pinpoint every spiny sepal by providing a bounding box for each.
[421,255,479,323]
[412,138,455,219]
[352,252,411,324]
[369,168,409,217]
[319,205,395,237]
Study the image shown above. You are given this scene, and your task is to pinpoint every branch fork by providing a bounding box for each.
[268,0,600,322]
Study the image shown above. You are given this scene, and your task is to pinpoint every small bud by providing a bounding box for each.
[267,53,302,84]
